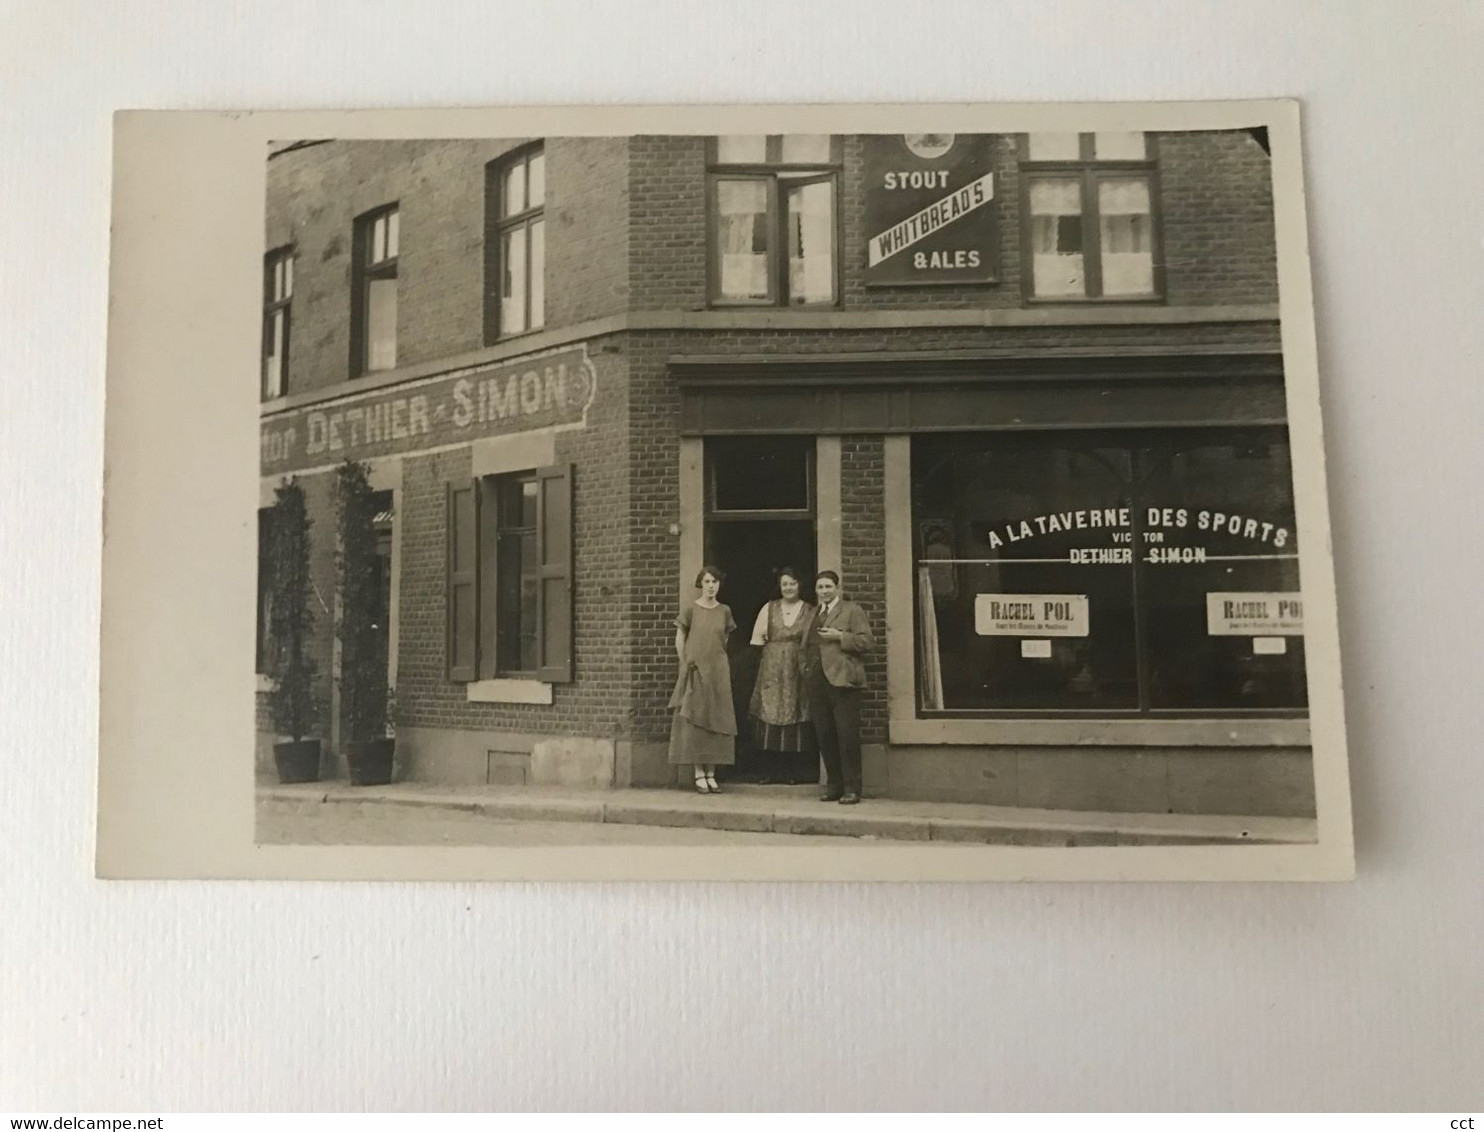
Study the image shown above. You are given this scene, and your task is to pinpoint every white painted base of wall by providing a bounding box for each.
[396,726,618,788]
[530,737,614,788]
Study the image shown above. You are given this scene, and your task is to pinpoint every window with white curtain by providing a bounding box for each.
[1029,179,1085,297]
[1098,178,1155,296]
[1021,133,1159,300]
[708,136,840,306]
[717,179,770,300]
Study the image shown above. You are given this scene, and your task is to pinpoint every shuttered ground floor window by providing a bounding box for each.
[446,463,573,684]
[912,429,1306,715]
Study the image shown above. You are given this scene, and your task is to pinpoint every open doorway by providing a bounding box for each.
[703,436,818,783]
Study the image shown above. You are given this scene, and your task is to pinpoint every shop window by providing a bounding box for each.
[708,135,841,307]
[262,246,293,399]
[1137,442,1306,710]
[352,204,399,375]
[255,507,275,675]
[912,432,1305,716]
[486,145,546,341]
[447,465,572,683]
[1020,133,1161,301]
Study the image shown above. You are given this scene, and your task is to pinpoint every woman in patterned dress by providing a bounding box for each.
[668,565,738,793]
[745,566,819,785]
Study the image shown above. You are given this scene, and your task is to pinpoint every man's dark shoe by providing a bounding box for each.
[819,789,843,802]
[838,793,861,805]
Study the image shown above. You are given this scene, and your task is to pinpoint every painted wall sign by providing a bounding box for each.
[260,345,596,475]
[975,594,1089,637]
[1206,592,1304,636]
[864,134,998,286]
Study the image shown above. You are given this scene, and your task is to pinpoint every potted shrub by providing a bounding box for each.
[335,460,395,786]
[266,479,322,783]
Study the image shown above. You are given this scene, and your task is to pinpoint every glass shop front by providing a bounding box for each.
[910,428,1306,719]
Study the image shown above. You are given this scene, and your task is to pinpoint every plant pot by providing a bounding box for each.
[273,738,322,784]
[345,738,395,786]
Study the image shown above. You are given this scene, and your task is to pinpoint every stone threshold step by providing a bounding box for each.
[259,783,1315,847]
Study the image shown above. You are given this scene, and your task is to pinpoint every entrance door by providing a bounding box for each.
[703,436,817,782]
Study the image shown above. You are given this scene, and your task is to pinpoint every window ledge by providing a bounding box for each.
[256,673,277,694]
[890,716,1310,748]
[466,678,553,705]
[491,326,547,347]
[1024,295,1165,306]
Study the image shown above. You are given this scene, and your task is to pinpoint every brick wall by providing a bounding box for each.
[623,129,1277,315]
[265,137,628,399]
[263,129,1287,761]
[548,137,630,326]
[628,135,708,311]
[392,339,633,740]
[265,130,1278,393]
[623,334,685,740]
[840,437,888,743]
[618,314,1280,748]
[1158,130,1278,306]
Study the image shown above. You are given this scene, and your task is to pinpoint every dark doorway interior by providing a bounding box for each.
[706,519,817,782]
[703,435,818,784]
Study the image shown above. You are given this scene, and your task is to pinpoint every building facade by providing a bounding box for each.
[257,129,1314,817]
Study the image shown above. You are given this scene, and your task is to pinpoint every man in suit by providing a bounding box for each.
[801,570,875,804]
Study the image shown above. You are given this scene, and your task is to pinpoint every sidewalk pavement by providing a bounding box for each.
[258,780,1316,847]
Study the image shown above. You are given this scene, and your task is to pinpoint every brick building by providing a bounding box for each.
[257,129,1314,817]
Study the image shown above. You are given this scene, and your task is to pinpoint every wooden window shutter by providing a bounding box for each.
[535,463,574,683]
[446,480,479,682]
[476,477,500,680]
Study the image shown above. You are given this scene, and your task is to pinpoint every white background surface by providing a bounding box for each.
[2,0,1481,1112]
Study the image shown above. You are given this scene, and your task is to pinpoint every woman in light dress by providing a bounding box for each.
[745,566,819,785]
[668,565,738,793]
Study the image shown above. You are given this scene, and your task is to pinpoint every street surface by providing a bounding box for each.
[256,798,913,847]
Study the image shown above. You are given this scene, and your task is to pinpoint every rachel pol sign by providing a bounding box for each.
[1206,592,1304,636]
[864,134,998,286]
[975,594,1089,637]
[260,345,596,475]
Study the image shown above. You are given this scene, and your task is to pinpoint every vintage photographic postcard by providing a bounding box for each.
[97,102,1353,880]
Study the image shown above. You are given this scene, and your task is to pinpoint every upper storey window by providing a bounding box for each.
[262,246,293,399]
[708,135,841,307]
[1021,132,1161,301]
[352,205,399,374]
[487,145,546,341]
